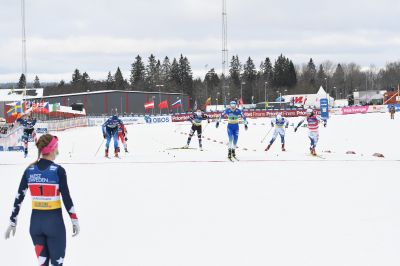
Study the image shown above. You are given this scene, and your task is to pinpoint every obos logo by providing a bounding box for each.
[145,116,170,124]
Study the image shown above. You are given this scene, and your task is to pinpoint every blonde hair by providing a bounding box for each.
[28,134,54,167]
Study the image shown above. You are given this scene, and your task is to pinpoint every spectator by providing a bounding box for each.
[390,105,396,120]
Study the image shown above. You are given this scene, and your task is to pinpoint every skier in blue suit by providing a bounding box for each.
[216,101,248,159]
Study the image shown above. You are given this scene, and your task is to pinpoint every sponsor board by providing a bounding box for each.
[341,106,369,115]
[36,128,48,134]
[388,104,400,112]
[172,110,321,122]
[120,117,146,125]
[0,146,4,151]
[144,116,172,124]
[7,146,24,152]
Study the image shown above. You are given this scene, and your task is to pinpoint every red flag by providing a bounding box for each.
[239,97,244,106]
[158,100,168,109]
[144,101,155,110]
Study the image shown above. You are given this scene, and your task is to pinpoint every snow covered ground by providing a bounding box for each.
[1,112,400,266]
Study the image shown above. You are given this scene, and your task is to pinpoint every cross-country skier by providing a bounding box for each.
[294,108,327,156]
[16,114,38,158]
[102,114,124,158]
[4,134,80,266]
[216,101,248,159]
[183,109,209,151]
[265,114,289,152]
[118,123,128,153]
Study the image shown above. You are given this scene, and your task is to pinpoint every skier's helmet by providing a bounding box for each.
[276,114,282,120]
[306,108,313,115]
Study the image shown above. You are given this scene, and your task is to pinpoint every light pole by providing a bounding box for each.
[152,96,155,116]
[156,84,164,114]
[216,92,220,110]
[241,82,245,100]
[264,82,268,110]
[334,86,337,100]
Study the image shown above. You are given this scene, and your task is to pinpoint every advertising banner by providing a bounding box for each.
[144,116,172,124]
[172,110,321,122]
[320,99,329,119]
[341,106,369,115]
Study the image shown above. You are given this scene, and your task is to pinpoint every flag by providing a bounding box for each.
[50,103,60,112]
[15,101,22,113]
[251,96,254,104]
[158,100,168,109]
[34,102,49,114]
[193,100,198,110]
[239,97,244,106]
[171,99,182,109]
[6,101,22,116]
[144,101,155,110]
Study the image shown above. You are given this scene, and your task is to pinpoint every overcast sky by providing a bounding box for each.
[1,0,399,83]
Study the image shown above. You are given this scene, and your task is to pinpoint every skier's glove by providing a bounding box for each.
[245,124,248,131]
[271,122,274,127]
[285,124,289,129]
[207,120,210,123]
[103,133,106,139]
[72,220,80,237]
[216,122,219,128]
[4,222,16,240]
[125,137,128,141]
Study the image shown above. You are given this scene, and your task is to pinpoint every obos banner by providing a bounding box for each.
[145,116,172,124]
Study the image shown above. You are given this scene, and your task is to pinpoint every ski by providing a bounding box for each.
[307,154,326,159]
[166,147,197,150]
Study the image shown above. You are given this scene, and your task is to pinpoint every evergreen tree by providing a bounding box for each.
[33,75,41,88]
[333,64,345,98]
[58,80,65,87]
[287,60,297,88]
[81,72,90,91]
[71,69,82,85]
[145,54,158,91]
[260,57,273,84]
[229,55,242,98]
[106,71,115,90]
[242,57,257,102]
[169,58,180,92]
[304,58,317,88]
[161,56,171,86]
[130,55,145,90]
[204,68,220,101]
[317,64,327,88]
[273,54,289,88]
[17,73,26,89]
[179,54,194,98]
[114,67,125,90]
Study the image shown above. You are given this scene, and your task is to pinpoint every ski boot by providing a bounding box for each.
[105,149,109,158]
[265,144,271,151]
[199,145,203,151]
[124,148,128,153]
[114,147,120,158]
[310,147,316,156]
[281,144,286,152]
[232,149,236,158]
[228,149,232,159]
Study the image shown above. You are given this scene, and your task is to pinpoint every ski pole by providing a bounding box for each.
[260,127,273,143]
[95,138,105,156]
